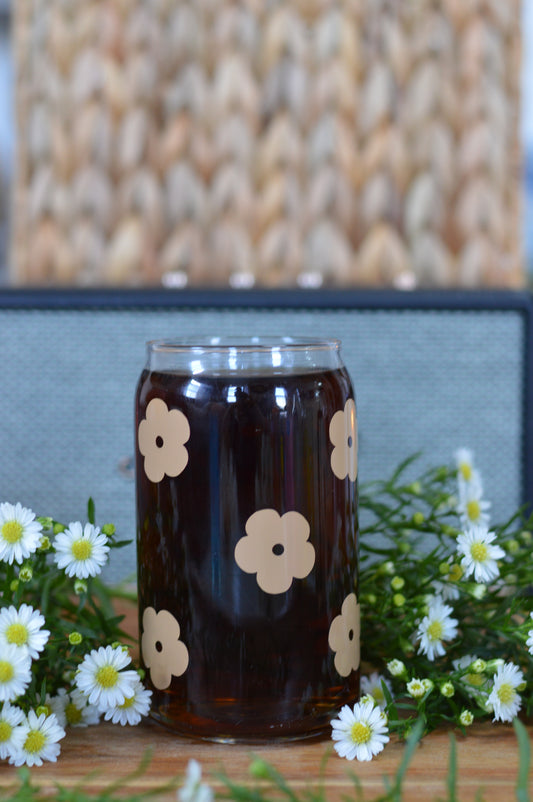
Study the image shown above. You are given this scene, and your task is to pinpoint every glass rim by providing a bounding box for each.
[147,336,341,353]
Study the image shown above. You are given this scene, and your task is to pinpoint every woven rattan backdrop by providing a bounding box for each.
[12,1,523,289]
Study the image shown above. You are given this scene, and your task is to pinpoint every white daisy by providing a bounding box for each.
[487,662,524,723]
[0,502,43,565]
[456,525,505,583]
[179,760,214,802]
[9,710,66,767]
[455,448,476,484]
[360,672,392,710]
[431,579,461,602]
[103,677,152,726]
[47,687,101,729]
[526,614,533,656]
[0,604,50,660]
[456,485,491,528]
[331,699,390,761]
[0,644,32,703]
[75,645,139,710]
[53,522,110,579]
[415,597,458,661]
[0,702,26,760]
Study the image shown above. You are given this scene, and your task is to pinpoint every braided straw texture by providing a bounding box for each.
[12,0,523,288]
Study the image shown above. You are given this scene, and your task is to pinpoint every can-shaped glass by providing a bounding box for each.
[135,336,359,741]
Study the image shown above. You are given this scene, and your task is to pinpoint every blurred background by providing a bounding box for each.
[0,1,530,290]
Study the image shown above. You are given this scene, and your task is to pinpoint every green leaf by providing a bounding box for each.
[513,718,531,802]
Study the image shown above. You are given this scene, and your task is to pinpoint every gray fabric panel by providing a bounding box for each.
[0,307,525,582]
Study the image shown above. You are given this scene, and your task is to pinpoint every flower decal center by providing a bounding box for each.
[330,399,358,482]
[138,398,190,483]
[234,509,316,595]
[328,593,360,677]
[141,607,189,690]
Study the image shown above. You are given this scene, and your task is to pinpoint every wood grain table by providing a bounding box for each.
[0,716,530,801]
[0,602,531,801]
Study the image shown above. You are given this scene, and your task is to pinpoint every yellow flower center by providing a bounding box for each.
[350,721,372,745]
[0,721,12,742]
[65,702,83,725]
[466,500,481,521]
[470,542,489,563]
[0,661,14,683]
[426,620,444,642]
[95,665,119,688]
[1,521,23,544]
[496,682,515,705]
[6,622,29,647]
[459,463,472,481]
[119,695,135,710]
[24,729,46,754]
[371,687,384,703]
[71,539,93,561]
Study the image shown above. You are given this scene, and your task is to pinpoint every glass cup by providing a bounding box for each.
[135,337,359,741]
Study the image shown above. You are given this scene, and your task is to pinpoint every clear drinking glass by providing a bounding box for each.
[135,337,359,741]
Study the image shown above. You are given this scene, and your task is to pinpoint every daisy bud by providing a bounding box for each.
[102,524,116,536]
[53,523,66,534]
[37,517,53,530]
[470,584,487,600]
[391,576,405,591]
[407,482,421,495]
[442,524,457,537]
[36,705,51,717]
[379,561,395,576]
[412,512,425,526]
[10,579,19,592]
[19,564,33,582]
[362,593,377,606]
[520,530,532,543]
[406,678,426,699]
[38,535,51,551]
[74,579,87,595]
[438,562,450,575]
[448,564,463,582]
[440,681,455,698]
[486,658,504,673]
[422,679,434,694]
[398,542,411,554]
[470,659,486,674]
[69,632,83,646]
[387,659,406,678]
[112,642,130,654]
[393,593,406,607]
[249,758,271,779]
[459,710,474,727]
[517,682,527,693]
[505,539,520,554]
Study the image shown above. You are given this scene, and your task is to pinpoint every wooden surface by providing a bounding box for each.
[0,717,531,801]
[0,603,531,801]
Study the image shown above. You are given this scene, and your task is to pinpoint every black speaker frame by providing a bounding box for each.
[1,287,532,512]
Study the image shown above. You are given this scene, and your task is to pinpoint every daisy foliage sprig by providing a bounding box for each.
[0,498,151,767]
[351,448,533,756]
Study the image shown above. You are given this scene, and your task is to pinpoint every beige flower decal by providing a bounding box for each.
[138,398,190,483]
[329,398,358,482]
[234,509,316,595]
[328,593,360,677]
[141,607,189,690]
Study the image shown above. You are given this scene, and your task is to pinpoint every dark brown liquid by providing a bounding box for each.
[135,367,359,741]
